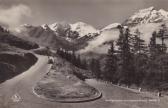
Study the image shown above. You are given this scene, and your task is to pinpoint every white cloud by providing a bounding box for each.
[79,28,119,53]
[0,4,31,29]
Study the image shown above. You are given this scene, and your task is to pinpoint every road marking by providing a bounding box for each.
[105,99,160,102]
[11,93,21,102]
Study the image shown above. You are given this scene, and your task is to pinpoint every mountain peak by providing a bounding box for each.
[139,6,155,13]
[124,7,168,26]
[102,23,121,31]
[70,22,99,37]
[49,22,70,32]
[41,24,51,30]
[72,22,88,26]
[21,24,33,28]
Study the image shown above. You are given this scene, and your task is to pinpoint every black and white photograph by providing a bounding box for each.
[0,0,168,108]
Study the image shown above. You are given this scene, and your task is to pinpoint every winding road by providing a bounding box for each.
[0,55,168,108]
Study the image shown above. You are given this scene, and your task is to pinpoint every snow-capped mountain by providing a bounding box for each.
[126,7,168,43]
[49,22,71,37]
[14,22,99,50]
[49,22,99,38]
[0,25,9,33]
[125,6,168,26]
[80,7,168,54]
[70,22,99,37]
[79,24,120,54]
[15,24,74,50]
[14,7,168,54]
[101,23,121,31]
[49,22,71,32]
[41,24,51,31]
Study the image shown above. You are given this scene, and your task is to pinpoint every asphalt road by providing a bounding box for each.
[0,55,168,108]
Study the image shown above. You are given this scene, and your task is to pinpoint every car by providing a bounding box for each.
[48,57,54,64]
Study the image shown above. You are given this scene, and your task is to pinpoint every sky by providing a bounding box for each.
[0,0,168,29]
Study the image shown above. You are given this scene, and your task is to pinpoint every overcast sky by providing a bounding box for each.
[0,0,168,29]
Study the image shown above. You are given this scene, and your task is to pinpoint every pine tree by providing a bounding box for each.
[157,24,168,53]
[132,29,147,54]
[116,27,135,86]
[81,58,87,69]
[76,55,82,67]
[144,31,163,88]
[94,59,101,79]
[89,58,101,78]
[149,31,158,59]
[90,58,96,77]
[132,29,148,86]
[116,25,124,52]
[103,41,117,82]
[71,51,76,64]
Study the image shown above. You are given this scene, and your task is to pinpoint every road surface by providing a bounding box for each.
[0,55,168,108]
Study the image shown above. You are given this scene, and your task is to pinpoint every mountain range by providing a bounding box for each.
[13,7,168,54]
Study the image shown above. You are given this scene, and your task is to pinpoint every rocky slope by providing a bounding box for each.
[15,22,99,50]
[124,6,168,26]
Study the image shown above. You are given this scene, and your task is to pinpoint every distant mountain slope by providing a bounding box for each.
[70,22,99,37]
[14,7,168,54]
[16,24,74,50]
[0,26,39,50]
[79,24,120,53]
[80,7,168,54]
[0,25,38,83]
[15,22,100,50]
[124,6,168,26]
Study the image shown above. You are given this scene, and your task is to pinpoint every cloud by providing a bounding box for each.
[0,4,31,29]
[79,28,120,53]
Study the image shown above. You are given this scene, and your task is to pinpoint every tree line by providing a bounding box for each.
[56,48,102,78]
[103,24,168,90]
[57,24,168,90]
[57,49,87,70]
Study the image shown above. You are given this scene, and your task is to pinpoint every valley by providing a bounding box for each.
[1,6,168,108]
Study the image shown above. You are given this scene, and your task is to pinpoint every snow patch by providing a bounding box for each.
[70,22,99,37]
[102,23,121,31]
[126,6,168,25]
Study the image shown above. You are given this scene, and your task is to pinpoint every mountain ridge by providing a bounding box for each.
[13,7,168,54]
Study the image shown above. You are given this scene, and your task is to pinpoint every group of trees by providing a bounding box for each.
[57,48,102,78]
[57,24,168,90]
[57,49,87,69]
[102,24,168,89]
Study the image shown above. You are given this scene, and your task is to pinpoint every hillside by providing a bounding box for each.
[0,27,39,50]
[0,52,37,83]
[0,25,38,83]
[15,22,99,50]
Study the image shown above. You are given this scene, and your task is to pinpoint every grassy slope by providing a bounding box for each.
[34,56,100,101]
[0,30,39,83]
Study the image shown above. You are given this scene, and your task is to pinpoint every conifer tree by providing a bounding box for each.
[149,31,158,59]
[116,27,134,86]
[132,29,147,54]
[103,41,117,82]
[132,29,148,86]
[156,24,168,54]
[89,58,101,78]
